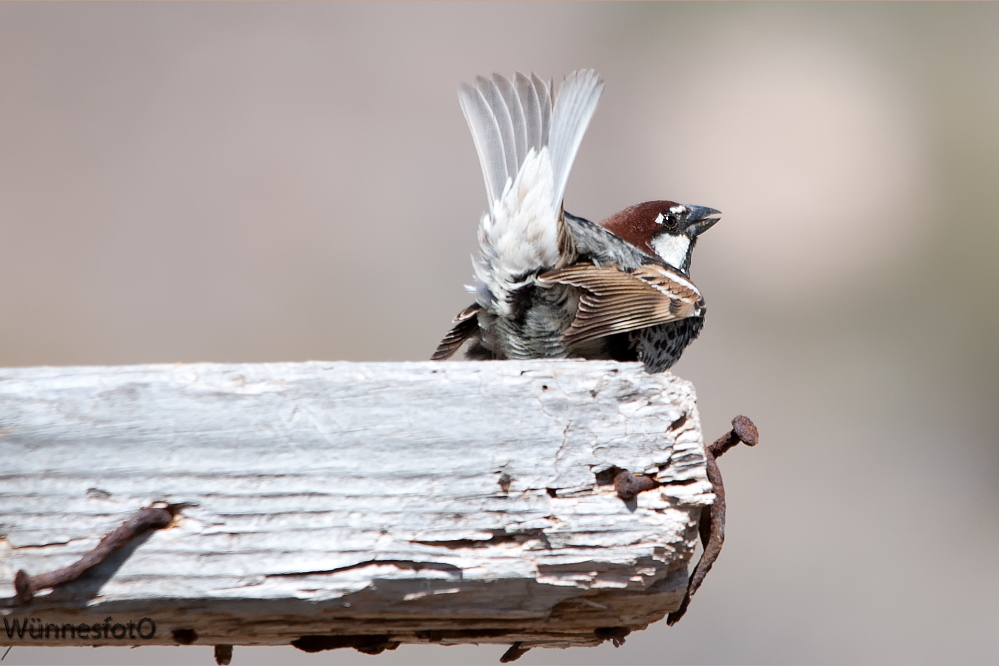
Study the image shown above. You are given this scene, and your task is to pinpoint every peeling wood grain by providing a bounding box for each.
[0,360,710,650]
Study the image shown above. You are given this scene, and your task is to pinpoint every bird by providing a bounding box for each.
[432,70,720,373]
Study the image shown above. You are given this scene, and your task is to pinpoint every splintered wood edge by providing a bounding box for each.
[0,360,711,650]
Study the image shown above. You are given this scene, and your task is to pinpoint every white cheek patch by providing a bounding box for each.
[651,234,691,270]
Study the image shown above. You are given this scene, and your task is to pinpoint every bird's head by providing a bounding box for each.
[599,200,721,273]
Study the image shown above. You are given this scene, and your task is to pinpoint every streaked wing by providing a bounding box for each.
[537,263,704,347]
[431,303,482,361]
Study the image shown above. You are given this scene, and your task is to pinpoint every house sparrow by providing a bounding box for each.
[433,71,720,373]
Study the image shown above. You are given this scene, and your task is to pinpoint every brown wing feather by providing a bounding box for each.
[431,303,482,360]
[538,263,703,347]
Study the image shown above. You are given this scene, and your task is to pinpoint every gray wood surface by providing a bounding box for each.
[0,360,710,651]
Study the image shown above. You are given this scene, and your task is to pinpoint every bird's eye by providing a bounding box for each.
[659,212,678,229]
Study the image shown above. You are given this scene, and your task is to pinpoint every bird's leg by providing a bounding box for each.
[667,415,758,625]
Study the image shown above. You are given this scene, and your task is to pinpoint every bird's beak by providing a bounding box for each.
[684,206,722,237]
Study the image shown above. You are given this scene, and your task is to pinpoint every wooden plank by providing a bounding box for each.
[0,360,710,652]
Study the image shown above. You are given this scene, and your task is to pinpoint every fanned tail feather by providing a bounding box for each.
[458,70,602,216]
[549,70,603,212]
[459,73,552,210]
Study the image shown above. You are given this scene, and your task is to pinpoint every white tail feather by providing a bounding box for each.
[459,71,602,214]
[550,70,603,211]
[459,71,603,309]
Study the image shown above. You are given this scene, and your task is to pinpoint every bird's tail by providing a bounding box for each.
[458,70,603,218]
[459,71,603,308]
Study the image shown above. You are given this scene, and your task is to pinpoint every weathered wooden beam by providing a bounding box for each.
[0,360,711,654]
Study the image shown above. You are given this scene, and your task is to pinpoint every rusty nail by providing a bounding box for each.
[214,644,233,665]
[668,415,759,626]
[173,628,198,645]
[594,626,630,647]
[708,415,759,459]
[500,642,530,663]
[14,506,173,603]
[613,470,658,501]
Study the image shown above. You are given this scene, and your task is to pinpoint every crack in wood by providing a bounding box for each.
[266,560,464,578]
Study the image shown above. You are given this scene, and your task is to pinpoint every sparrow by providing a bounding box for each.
[432,70,720,373]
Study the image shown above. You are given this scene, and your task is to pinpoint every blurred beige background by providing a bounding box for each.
[2,2,998,665]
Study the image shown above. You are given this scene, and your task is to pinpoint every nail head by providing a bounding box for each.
[731,415,758,446]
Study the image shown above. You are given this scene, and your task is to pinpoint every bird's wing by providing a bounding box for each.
[431,303,482,360]
[537,263,704,347]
